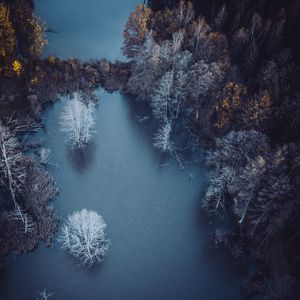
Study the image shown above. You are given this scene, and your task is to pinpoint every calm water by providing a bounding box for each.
[0,1,246,299]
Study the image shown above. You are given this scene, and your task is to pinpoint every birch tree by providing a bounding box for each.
[151,70,174,120]
[127,32,162,100]
[60,93,96,148]
[58,209,110,267]
[0,122,26,223]
[191,17,210,56]
[153,121,173,153]
[187,61,223,120]
[175,0,194,29]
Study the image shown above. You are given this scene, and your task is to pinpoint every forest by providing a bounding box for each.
[0,0,299,299]
[124,0,300,298]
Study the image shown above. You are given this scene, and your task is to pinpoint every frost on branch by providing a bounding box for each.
[153,121,173,153]
[37,289,54,300]
[127,32,162,101]
[58,209,110,267]
[151,70,174,120]
[0,122,26,224]
[204,131,293,245]
[60,93,95,148]
[203,130,269,214]
[204,166,236,213]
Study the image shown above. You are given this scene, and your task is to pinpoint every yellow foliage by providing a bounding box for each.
[123,4,152,57]
[47,54,56,64]
[222,98,230,109]
[215,82,247,112]
[214,113,229,129]
[245,90,272,126]
[12,60,22,76]
[260,90,271,109]
[213,82,247,131]
[0,4,16,58]
[30,77,39,85]
[28,15,48,57]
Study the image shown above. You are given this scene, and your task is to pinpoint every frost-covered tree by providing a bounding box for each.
[187,61,223,119]
[207,130,269,170]
[191,17,210,56]
[152,68,189,121]
[160,32,191,70]
[153,121,173,153]
[172,69,188,118]
[204,166,236,213]
[204,130,293,247]
[173,50,193,72]
[151,70,174,120]
[172,31,184,56]
[127,32,162,100]
[37,289,54,300]
[0,122,26,222]
[203,130,269,213]
[231,146,292,235]
[60,93,96,148]
[175,0,194,29]
[58,209,110,267]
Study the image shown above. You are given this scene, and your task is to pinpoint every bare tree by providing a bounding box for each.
[187,61,223,119]
[175,0,194,28]
[37,147,51,165]
[172,31,185,57]
[232,147,292,231]
[204,130,269,214]
[60,93,96,148]
[58,209,110,267]
[127,32,162,100]
[172,69,188,118]
[0,122,26,223]
[204,166,236,213]
[37,289,54,300]
[153,121,173,153]
[191,17,211,56]
[213,4,227,32]
[151,70,174,120]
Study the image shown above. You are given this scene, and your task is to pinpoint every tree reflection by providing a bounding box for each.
[66,142,96,172]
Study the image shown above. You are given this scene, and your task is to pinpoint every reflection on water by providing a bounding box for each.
[66,142,96,172]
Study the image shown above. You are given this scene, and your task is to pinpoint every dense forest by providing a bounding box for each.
[0,0,58,255]
[0,0,299,299]
[124,0,300,299]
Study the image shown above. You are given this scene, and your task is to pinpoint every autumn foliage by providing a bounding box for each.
[123,4,152,58]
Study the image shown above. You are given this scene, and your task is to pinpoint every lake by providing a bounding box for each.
[0,1,246,299]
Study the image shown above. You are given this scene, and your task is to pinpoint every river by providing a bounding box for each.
[0,1,246,299]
